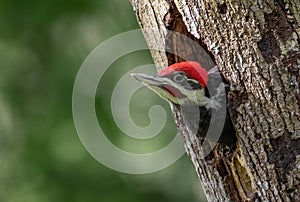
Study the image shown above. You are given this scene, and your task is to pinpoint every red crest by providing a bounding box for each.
[158,61,209,87]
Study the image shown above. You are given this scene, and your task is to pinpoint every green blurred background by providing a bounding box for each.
[0,0,206,201]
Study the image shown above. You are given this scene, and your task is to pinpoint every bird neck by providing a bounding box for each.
[180,89,221,109]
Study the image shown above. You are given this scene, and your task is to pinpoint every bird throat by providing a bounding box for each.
[146,84,218,108]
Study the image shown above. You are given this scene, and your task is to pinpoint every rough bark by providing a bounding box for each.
[130,0,300,201]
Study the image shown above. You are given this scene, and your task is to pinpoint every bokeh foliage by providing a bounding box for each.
[0,1,206,201]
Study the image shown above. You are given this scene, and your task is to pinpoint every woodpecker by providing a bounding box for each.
[131,61,237,145]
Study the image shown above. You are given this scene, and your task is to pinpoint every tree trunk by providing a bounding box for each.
[130,0,300,201]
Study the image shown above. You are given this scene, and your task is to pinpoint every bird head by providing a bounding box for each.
[131,61,210,106]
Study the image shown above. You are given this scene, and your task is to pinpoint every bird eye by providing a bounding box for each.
[173,73,185,83]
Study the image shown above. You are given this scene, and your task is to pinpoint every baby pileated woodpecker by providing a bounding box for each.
[131,61,237,145]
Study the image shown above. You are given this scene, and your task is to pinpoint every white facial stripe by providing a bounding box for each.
[166,79,209,105]
[142,78,213,107]
[186,78,198,83]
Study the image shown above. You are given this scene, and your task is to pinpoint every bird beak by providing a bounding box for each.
[130,73,167,86]
[130,72,184,105]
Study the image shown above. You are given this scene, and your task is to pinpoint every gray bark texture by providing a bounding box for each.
[130,0,300,201]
